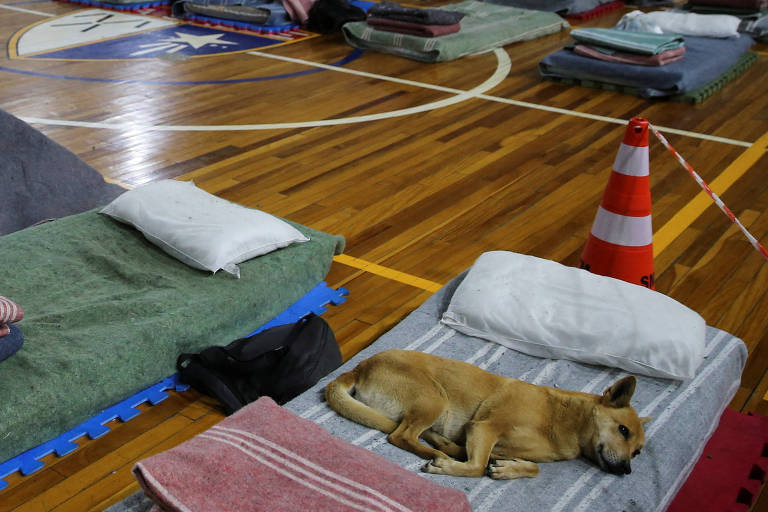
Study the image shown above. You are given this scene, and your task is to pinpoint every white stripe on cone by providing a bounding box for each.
[590,206,652,246]
[613,143,649,177]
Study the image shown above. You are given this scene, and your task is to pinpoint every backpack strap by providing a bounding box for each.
[176,353,246,415]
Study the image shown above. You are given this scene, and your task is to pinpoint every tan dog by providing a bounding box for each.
[325,349,649,479]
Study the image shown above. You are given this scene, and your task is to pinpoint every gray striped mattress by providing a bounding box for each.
[285,275,747,512]
[106,275,747,512]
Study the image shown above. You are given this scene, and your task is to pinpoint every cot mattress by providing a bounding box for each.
[342,1,569,63]
[286,274,747,512]
[539,34,755,98]
[0,210,344,465]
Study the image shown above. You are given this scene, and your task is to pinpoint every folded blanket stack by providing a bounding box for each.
[133,397,472,512]
[365,1,465,37]
[570,27,686,66]
[0,296,24,362]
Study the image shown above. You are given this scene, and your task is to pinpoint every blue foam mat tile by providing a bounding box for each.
[350,0,375,12]
[246,281,348,336]
[0,282,346,490]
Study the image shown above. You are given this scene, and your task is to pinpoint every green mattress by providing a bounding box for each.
[0,210,344,463]
[342,0,569,63]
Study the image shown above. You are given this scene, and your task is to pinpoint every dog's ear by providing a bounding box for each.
[601,376,636,408]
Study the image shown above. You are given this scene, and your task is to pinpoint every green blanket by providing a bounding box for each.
[342,0,569,63]
[0,210,344,463]
[570,28,685,55]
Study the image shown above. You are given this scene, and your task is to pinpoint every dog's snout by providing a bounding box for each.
[605,460,631,476]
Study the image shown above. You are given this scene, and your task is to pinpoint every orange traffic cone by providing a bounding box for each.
[580,117,654,289]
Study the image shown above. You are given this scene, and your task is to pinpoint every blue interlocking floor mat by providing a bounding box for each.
[0,281,347,490]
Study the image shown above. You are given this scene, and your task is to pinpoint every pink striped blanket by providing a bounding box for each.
[133,397,471,512]
[0,296,23,337]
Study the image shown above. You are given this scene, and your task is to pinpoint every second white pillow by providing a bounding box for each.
[100,180,309,277]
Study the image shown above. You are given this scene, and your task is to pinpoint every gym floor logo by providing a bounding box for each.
[9,9,304,61]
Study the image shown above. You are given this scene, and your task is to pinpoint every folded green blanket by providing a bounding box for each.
[0,210,344,464]
[571,28,685,55]
[342,0,569,63]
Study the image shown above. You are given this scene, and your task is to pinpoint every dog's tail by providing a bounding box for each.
[325,371,398,433]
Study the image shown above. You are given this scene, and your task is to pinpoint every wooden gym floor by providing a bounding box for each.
[1,1,767,510]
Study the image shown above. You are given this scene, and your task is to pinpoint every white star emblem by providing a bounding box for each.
[130,31,238,56]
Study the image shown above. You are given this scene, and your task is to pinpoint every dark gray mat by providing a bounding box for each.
[0,109,124,236]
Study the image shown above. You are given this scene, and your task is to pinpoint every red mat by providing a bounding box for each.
[667,409,768,512]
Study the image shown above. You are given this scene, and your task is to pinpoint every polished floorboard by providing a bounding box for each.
[1,1,767,509]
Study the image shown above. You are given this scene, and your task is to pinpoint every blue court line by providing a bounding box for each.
[0,49,363,85]
[0,281,347,490]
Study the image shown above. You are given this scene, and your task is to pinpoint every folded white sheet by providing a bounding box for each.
[616,10,741,38]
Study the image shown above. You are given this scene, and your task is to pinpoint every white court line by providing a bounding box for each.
[19,48,510,131]
[0,3,54,16]
[247,50,751,148]
[10,29,753,147]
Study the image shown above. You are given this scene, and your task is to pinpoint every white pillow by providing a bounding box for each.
[441,251,706,380]
[100,180,309,278]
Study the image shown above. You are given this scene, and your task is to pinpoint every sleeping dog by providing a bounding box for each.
[325,349,649,479]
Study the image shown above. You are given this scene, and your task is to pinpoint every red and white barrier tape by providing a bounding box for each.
[650,124,768,262]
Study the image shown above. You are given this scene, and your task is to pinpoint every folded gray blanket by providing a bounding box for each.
[0,109,123,236]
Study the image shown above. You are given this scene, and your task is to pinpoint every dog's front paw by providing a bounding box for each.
[488,458,539,480]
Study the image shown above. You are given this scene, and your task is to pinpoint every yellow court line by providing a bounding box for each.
[336,131,768,289]
[653,130,768,257]
[333,254,443,293]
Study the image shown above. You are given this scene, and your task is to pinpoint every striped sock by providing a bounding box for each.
[0,297,24,325]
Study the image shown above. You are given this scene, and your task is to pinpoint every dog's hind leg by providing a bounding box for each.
[420,430,466,460]
[488,459,539,479]
[424,420,497,478]
[387,401,450,461]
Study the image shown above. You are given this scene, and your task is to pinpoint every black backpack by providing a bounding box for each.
[177,314,342,415]
[306,0,366,34]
